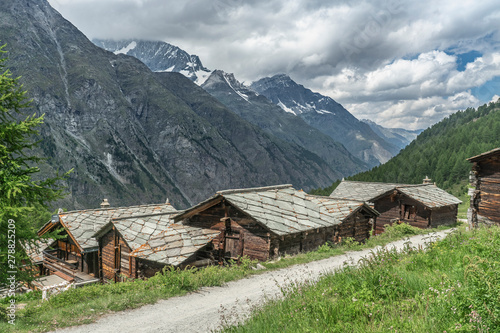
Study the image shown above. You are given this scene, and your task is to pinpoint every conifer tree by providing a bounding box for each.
[0,43,69,286]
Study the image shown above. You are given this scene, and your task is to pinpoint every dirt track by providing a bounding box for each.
[53,230,454,333]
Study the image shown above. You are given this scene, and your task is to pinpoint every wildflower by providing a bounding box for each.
[352,297,358,302]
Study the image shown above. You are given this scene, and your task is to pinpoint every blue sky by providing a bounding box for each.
[48,0,500,130]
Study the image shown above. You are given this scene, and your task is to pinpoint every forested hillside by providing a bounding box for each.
[312,99,500,196]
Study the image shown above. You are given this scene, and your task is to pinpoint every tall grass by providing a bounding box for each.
[0,223,453,332]
[223,226,500,332]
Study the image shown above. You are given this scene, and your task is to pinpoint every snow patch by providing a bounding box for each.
[316,109,334,115]
[277,99,296,115]
[194,70,211,85]
[114,41,137,55]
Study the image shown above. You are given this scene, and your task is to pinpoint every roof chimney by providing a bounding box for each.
[100,198,110,208]
[423,176,432,184]
[165,198,170,205]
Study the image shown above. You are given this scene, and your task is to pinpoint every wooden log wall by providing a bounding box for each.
[137,259,167,279]
[278,212,372,254]
[278,233,303,255]
[400,197,429,229]
[301,228,329,252]
[101,230,115,281]
[100,228,134,281]
[118,235,132,279]
[185,201,271,262]
[338,213,372,243]
[429,205,458,227]
[373,194,401,235]
[477,157,500,224]
[374,194,430,234]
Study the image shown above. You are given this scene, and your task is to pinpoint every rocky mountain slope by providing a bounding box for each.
[1,0,341,210]
[251,74,401,167]
[361,119,422,150]
[93,39,211,85]
[201,70,368,175]
[91,39,403,167]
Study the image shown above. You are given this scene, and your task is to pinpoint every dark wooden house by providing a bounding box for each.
[330,180,462,234]
[468,148,500,227]
[174,185,379,261]
[93,212,219,282]
[37,201,177,285]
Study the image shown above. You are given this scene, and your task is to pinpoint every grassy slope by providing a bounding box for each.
[224,226,500,332]
[0,224,447,332]
[311,100,500,197]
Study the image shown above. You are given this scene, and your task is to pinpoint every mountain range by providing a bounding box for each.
[1,0,364,210]
[94,39,420,167]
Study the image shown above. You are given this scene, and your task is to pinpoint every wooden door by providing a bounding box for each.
[224,232,243,259]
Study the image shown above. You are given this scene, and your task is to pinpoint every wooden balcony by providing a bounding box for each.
[40,250,99,287]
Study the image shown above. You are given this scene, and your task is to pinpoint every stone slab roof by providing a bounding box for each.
[398,184,462,207]
[330,181,405,202]
[106,212,180,251]
[130,224,220,266]
[22,239,53,264]
[306,195,379,220]
[52,203,177,250]
[178,184,379,237]
[330,181,461,208]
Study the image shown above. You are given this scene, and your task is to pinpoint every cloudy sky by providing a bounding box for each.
[47,0,500,130]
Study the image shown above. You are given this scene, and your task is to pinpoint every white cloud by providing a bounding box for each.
[46,0,500,130]
[346,91,480,130]
[316,50,500,128]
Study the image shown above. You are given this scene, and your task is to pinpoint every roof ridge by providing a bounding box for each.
[112,210,182,221]
[59,202,174,215]
[218,184,293,195]
[307,194,365,202]
[342,180,423,187]
[342,180,405,185]
[396,183,432,188]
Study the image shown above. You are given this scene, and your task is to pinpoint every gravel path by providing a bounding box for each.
[53,230,454,333]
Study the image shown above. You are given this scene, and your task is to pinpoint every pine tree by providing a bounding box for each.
[0,43,69,286]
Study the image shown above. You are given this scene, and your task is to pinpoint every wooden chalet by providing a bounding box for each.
[468,148,500,227]
[37,201,176,286]
[93,212,219,282]
[330,180,461,234]
[174,185,379,261]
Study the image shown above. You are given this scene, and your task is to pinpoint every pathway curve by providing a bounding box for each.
[54,230,454,333]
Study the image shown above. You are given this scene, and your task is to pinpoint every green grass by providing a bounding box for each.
[0,223,454,332]
[222,226,500,332]
[457,194,471,220]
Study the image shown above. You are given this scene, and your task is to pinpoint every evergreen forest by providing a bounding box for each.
[311,99,500,196]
